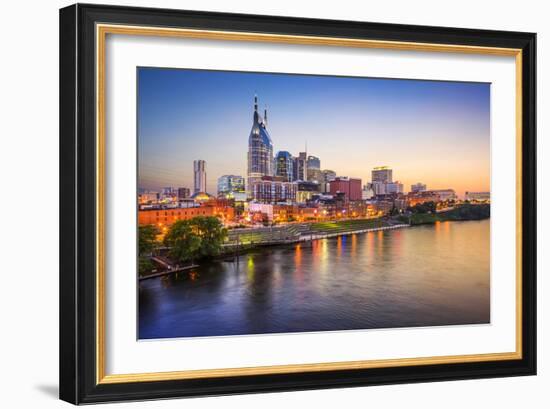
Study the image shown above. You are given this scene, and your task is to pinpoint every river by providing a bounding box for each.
[139,219,490,339]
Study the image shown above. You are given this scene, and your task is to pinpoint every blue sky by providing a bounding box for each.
[138,67,490,196]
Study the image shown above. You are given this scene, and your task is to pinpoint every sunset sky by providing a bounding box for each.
[138,67,490,197]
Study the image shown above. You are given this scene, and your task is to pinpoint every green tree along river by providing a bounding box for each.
[139,219,490,339]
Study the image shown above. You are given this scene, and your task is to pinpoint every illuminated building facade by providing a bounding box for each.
[139,201,235,227]
[274,151,294,182]
[307,168,323,184]
[247,95,273,196]
[139,206,215,226]
[296,181,321,203]
[139,191,159,204]
[407,191,441,206]
[217,175,245,196]
[249,176,297,203]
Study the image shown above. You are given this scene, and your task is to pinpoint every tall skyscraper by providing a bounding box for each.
[293,152,308,181]
[307,155,320,170]
[306,155,323,183]
[247,95,273,196]
[372,166,393,184]
[274,151,294,182]
[193,159,206,193]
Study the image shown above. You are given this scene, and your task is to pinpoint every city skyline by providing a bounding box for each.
[138,67,490,197]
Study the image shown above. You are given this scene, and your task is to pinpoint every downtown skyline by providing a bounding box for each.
[138,67,490,197]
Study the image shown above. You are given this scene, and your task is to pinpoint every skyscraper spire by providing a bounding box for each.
[264,105,268,127]
[248,93,274,198]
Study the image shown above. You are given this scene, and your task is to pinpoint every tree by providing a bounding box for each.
[189,216,228,258]
[139,225,160,256]
[138,225,159,276]
[410,201,436,214]
[163,220,202,264]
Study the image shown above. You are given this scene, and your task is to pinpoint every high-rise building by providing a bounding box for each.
[411,183,427,193]
[307,168,323,184]
[247,95,273,196]
[249,176,296,203]
[293,152,308,181]
[193,160,206,193]
[217,175,245,196]
[329,177,362,201]
[372,166,393,184]
[306,156,322,183]
[274,151,294,182]
[307,155,320,170]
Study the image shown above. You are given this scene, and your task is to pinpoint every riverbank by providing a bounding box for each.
[224,218,407,248]
[400,204,490,226]
[143,208,490,273]
[219,222,410,259]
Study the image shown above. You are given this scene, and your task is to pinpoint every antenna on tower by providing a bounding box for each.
[264,105,268,126]
[254,93,258,112]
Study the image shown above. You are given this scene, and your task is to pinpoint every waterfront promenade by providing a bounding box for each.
[224,218,409,248]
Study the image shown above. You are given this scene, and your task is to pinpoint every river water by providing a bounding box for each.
[139,219,490,339]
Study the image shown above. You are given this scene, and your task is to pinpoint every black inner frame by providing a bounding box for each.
[59,3,536,404]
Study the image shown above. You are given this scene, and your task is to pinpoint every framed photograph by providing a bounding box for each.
[59,3,536,404]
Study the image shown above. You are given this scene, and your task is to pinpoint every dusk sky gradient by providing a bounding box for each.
[138,67,490,196]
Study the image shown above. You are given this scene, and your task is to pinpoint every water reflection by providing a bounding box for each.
[139,220,490,339]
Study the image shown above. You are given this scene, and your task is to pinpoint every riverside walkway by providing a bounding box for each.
[224,219,409,248]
